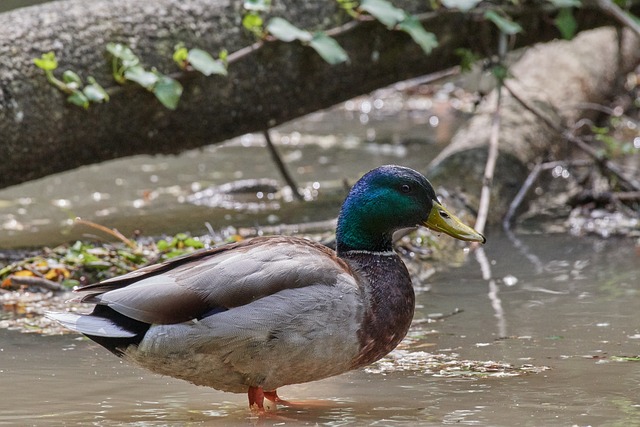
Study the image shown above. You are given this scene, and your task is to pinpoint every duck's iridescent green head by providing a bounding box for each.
[336,165,485,254]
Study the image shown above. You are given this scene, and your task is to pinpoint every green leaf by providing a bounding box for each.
[455,48,480,72]
[359,0,406,27]
[441,0,482,11]
[33,52,58,71]
[484,10,523,35]
[106,43,140,68]
[397,16,438,55]
[219,49,229,63]
[554,8,577,39]
[188,48,228,76]
[153,76,183,110]
[156,239,171,250]
[124,66,159,89]
[67,89,89,109]
[242,13,264,36]
[173,44,189,68]
[83,77,110,103]
[243,0,271,11]
[547,0,581,7]
[266,17,312,42]
[61,70,82,90]
[183,237,205,249]
[308,33,349,64]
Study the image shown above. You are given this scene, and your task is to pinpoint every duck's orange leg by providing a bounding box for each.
[264,389,291,405]
[248,386,266,411]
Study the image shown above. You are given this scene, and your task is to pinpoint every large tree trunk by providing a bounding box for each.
[0,0,635,189]
[427,27,640,225]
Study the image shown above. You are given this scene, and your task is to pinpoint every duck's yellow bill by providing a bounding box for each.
[424,201,486,243]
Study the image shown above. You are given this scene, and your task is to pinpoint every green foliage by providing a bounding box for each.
[124,66,159,88]
[397,15,438,55]
[264,17,349,64]
[440,0,482,12]
[484,10,523,35]
[266,17,313,42]
[547,0,581,7]
[359,0,406,27]
[188,48,228,76]
[153,75,183,110]
[309,32,350,64]
[173,44,228,76]
[33,51,109,110]
[34,1,451,111]
[243,0,271,11]
[455,48,480,72]
[357,0,438,55]
[592,125,638,159]
[243,12,266,38]
[107,42,183,110]
[554,8,578,39]
[33,51,58,71]
[336,0,359,17]
[157,233,205,259]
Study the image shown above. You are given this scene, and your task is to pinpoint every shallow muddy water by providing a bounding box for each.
[1,233,639,426]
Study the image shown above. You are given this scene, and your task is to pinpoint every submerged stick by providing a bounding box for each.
[263,130,305,202]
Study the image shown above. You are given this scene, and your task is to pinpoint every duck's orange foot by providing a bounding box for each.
[248,386,342,412]
[248,386,287,412]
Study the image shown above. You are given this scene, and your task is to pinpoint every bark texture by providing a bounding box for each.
[0,0,633,189]
[427,27,640,225]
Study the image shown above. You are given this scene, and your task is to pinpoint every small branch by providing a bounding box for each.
[475,33,508,236]
[263,130,304,201]
[503,80,640,192]
[502,159,593,229]
[74,218,138,249]
[596,0,640,38]
[7,275,65,292]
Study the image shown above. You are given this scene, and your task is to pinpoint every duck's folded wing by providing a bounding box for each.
[76,237,356,325]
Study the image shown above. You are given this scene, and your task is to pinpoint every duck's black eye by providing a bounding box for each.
[400,184,411,193]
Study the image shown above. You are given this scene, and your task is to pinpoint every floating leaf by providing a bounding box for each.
[83,77,109,103]
[308,33,349,64]
[124,66,159,89]
[33,52,58,71]
[397,16,438,55]
[360,0,406,27]
[441,0,482,11]
[153,76,183,110]
[188,48,227,76]
[266,17,312,42]
[554,8,577,39]
[484,10,523,35]
[67,89,89,109]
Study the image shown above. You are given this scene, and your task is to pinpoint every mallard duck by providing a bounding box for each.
[47,165,485,410]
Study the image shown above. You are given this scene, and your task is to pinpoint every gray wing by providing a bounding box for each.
[76,236,357,325]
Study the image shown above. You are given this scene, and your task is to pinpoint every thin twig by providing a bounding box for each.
[74,218,138,249]
[596,0,640,38]
[475,33,507,236]
[7,275,65,292]
[502,159,594,229]
[503,80,640,192]
[263,130,304,201]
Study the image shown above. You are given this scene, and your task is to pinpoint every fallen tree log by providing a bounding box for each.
[427,27,640,225]
[0,0,638,189]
